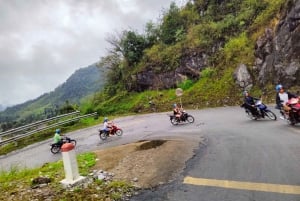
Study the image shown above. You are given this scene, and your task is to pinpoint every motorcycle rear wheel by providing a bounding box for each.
[170,118,178,125]
[115,129,123,136]
[187,115,195,123]
[51,146,60,154]
[264,110,277,120]
[99,132,108,140]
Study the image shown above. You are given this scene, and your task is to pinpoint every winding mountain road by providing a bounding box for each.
[1,106,300,200]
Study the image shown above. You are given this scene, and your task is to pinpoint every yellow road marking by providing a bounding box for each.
[183,176,300,195]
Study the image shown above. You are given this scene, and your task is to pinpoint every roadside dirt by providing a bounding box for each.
[93,138,200,189]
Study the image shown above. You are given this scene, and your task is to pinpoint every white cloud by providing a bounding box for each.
[0,0,183,106]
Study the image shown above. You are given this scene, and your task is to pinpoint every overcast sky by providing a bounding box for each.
[0,0,185,107]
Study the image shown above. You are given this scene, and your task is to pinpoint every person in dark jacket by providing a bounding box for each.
[241,90,260,117]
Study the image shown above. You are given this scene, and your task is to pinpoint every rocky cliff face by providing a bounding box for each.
[235,0,300,90]
[255,0,300,88]
[128,49,209,91]
[132,0,300,93]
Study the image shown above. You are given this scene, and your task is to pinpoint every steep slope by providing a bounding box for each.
[90,0,299,115]
[234,0,300,95]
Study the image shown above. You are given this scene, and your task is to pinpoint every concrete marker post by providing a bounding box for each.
[60,143,86,187]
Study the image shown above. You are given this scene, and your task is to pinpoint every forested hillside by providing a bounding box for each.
[85,0,299,116]
[0,64,106,130]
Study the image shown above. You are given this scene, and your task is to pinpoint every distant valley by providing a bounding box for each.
[0,63,106,128]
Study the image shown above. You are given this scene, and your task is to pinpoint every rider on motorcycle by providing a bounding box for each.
[103,117,112,134]
[242,90,262,117]
[53,128,63,147]
[173,103,182,121]
[275,84,298,118]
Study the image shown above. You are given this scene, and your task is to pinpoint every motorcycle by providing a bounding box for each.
[169,111,195,125]
[50,136,76,154]
[99,123,123,140]
[280,97,300,125]
[241,99,277,121]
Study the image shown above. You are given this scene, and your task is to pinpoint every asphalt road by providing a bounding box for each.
[1,106,300,201]
[0,109,204,170]
[130,107,300,201]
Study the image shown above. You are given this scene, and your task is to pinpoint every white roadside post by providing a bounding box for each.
[60,143,86,187]
[175,88,183,108]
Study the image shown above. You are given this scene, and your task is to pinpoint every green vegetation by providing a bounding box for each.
[0,0,290,154]
[85,0,287,115]
[0,152,134,201]
[0,0,295,199]
[222,32,254,65]
[0,0,290,127]
[178,79,195,90]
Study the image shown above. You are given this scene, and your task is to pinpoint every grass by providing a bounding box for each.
[0,152,135,201]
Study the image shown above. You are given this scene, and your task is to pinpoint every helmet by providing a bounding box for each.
[173,103,177,108]
[242,90,248,96]
[103,117,108,122]
[275,84,283,92]
[55,129,61,134]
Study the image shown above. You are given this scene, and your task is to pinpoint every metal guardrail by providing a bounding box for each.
[0,112,97,147]
[0,110,80,137]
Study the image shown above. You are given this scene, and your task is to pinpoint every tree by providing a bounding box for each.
[99,30,149,96]
[59,100,75,114]
[98,52,124,96]
[144,21,160,47]
[159,2,185,44]
[120,30,147,66]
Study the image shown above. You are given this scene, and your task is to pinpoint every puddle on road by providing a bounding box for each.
[136,140,167,151]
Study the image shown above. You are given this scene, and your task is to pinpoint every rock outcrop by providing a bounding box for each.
[127,50,209,92]
[233,64,253,90]
[253,0,300,88]
[129,0,300,92]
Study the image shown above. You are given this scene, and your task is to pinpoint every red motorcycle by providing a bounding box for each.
[99,123,123,140]
[281,97,300,125]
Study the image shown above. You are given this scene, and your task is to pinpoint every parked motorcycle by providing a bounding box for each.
[280,97,300,125]
[241,99,277,121]
[169,111,195,125]
[99,123,123,140]
[50,136,76,154]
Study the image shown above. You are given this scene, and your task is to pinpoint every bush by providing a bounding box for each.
[178,79,194,90]
[200,67,216,78]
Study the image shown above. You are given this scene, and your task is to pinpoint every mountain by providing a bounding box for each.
[0,63,106,127]
[51,63,106,103]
